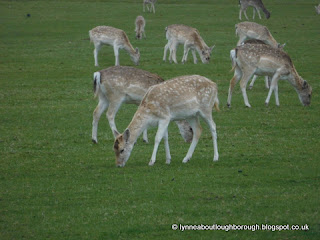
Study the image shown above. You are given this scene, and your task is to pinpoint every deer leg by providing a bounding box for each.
[163,130,171,164]
[249,75,258,89]
[200,111,219,161]
[191,49,198,64]
[152,4,155,13]
[93,43,102,67]
[182,44,189,64]
[265,76,270,89]
[171,41,178,64]
[227,67,242,107]
[239,9,242,20]
[106,99,124,138]
[265,72,280,106]
[92,98,109,143]
[149,119,170,166]
[256,8,262,19]
[240,71,255,108]
[182,117,202,163]
[142,129,149,143]
[252,8,256,19]
[113,45,120,66]
[163,42,170,62]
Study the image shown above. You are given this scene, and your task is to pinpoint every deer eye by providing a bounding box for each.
[120,149,124,154]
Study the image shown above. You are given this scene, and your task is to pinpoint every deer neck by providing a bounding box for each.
[123,41,136,56]
[127,109,150,145]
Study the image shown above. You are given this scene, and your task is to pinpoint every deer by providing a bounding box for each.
[135,16,146,40]
[235,22,282,48]
[89,26,140,66]
[143,0,157,14]
[113,75,219,167]
[239,0,270,20]
[236,22,286,89]
[92,66,193,145]
[227,43,312,108]
[315,4,320,14]
[163,24,215,64]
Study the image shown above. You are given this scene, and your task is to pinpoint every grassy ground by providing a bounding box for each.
[0,0,319,239]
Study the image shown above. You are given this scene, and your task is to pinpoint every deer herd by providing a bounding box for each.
[88,0,314,167]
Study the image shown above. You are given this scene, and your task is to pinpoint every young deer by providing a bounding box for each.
[143,0,157,14]
[89,26,140,66]
[239,0,270,20]
[315,4,320,14]
[163,24,215,64]
[227,43,312,108]
[135,16,146,40]
[113,75,219,167]
[92,66,193,144]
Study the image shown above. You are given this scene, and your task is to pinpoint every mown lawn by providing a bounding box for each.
[0,0,319,239]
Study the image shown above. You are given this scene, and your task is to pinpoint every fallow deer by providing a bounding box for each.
[113,75,219,167]
[92,66,193,144]
[163,24,215,64]
[135,16,146,40]
[143,0,157,14]
[239,0,270,20]
[227,43,312,107]
[89,26,140,66]
[236,22,285,89]
[236,22,281,48]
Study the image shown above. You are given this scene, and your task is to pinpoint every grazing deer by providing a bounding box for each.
[236,22,282,48]
[92,66,193,144]
[163,24,215,64]
[143,0,157,14]
[239,0,270,20]
[135,16,146,40]
[89,26,140,66]
[236,22,285,89]
[315,4,320,14]
[113,75,219,167]
[227,43,312,107]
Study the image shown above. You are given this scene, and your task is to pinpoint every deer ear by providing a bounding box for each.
[113,130,120,137]
[123,129,130,142]
[135,48,139,54]
[210,45,215,52]
[303,80,308,89]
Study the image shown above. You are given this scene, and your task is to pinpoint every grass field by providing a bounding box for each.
[1,0,319,239]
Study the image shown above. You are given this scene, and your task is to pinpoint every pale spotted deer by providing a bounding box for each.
[239,0,270,20]
[92,66,193,144]
[135,16,146,40]
[236,22,285,89]
[143,0,157,14]
[113,75,219,167]
[227,43,312,107]
[89,26,140,66]
[163,24,215,64]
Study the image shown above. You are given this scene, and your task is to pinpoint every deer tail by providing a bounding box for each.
[93,71,101,98]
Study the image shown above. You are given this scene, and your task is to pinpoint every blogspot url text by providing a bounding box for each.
[171,223,309,232]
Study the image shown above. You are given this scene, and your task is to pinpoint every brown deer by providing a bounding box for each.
[92,66,193,144]
[89,26,140,66]
[113,75,219,167]
[163,24,214,64]
[227,43,312,107]
[239,0,270,20]
[135,16,146,40]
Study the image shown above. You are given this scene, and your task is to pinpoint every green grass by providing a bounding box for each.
[0,0,319,239]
